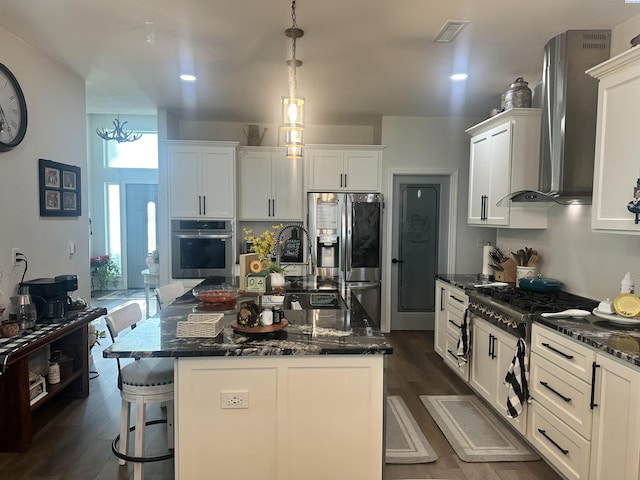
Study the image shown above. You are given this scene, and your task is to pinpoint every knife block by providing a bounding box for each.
[494,258,517,284]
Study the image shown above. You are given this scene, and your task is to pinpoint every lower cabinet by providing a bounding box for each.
[589,352,640,480]
[470,316,526,434]
[434,280,469,381]
[175,355,384,480]
[529,324,640,480]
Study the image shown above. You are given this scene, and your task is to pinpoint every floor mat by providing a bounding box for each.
[420,395,539,462]
[386,395,438,464]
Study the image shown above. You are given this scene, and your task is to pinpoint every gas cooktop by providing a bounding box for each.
[467,287,600,340]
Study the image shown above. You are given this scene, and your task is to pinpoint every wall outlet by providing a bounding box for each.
[12,248,21,266]
[221,390,249,409]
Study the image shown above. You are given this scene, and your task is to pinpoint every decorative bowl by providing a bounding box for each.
[192,284,239,307]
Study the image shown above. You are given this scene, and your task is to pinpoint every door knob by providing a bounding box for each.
[391,258,404,264]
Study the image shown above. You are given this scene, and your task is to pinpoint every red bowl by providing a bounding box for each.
[192,287,239,305]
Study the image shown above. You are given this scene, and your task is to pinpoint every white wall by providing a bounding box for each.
[0,27,89,311]
[176,120,378,146]
[496,13,640,302]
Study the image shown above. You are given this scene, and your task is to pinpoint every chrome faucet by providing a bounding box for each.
[275,224,315,275]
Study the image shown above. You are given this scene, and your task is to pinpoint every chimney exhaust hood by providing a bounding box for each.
[502,30,610,206]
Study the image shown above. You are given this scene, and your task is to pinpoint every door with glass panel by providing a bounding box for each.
[391,175,449,330]
[125,184,158,288]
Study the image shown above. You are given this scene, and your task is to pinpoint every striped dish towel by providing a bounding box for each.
[455,309,470,366]
[504,338,530,418]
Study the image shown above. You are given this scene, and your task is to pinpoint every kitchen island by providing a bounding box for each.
[103,277,392,480]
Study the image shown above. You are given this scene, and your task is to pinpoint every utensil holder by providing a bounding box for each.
[494,258,517,284]
[516,266,537,286]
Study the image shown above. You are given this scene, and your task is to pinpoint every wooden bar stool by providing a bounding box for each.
[104,302,174,480]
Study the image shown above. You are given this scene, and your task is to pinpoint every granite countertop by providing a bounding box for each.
[103,276,392,359]
[534,315,640,368]
[436,273,497,291]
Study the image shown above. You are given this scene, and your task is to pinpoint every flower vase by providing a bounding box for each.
[148,263,158,273]
[270,272,285,288]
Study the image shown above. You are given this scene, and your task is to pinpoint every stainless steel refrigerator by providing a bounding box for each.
[307,192,383,325]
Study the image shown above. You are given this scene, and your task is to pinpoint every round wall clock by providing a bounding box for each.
[0,62,28,152]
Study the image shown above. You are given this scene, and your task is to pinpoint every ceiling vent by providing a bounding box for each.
[434,21,469,43]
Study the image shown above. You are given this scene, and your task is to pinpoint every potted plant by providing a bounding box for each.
[90,254,120,291]
[146,250,159,273]
[242,224,287,287]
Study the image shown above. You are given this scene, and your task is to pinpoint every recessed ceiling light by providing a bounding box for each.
[180,74,196,82]
[450,73,468,81]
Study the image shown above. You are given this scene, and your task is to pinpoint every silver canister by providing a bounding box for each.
[504,77,532,109]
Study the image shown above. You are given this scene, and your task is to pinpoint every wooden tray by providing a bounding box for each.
[231,319,288,334]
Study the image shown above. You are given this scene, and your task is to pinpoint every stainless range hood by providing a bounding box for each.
[505,30,610,205]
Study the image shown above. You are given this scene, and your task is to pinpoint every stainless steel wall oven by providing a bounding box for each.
[171,220,234,278]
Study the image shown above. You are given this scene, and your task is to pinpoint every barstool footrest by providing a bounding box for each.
[112,419,174,463]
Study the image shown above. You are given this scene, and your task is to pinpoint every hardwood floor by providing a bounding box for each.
[0,296,563,479]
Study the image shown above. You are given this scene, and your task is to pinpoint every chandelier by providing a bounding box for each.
[96,116,142,143]
[281,0,305,160]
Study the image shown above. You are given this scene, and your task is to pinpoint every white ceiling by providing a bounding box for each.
[1,0,639,124]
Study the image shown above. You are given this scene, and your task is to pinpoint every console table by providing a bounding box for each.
[0,308,107,452]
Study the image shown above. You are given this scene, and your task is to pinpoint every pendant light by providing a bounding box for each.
[96,116,142,143]
[281,0,305,159]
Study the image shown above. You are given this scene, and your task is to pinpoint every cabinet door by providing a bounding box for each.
[434,281,447,358]
[307,150,345,190]
[485,122,511,226]
[344,151,380,191]
[239,151,272,220]
[468,134,492,224]
[470,317,496,400]
[272,155,303,220]
[494,328,526,434]
[589,354,640,480]
[201,148,235,218]
[169,146,202,218]
[591,54,640,233]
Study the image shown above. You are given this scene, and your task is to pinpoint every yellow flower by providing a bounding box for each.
[243,224,284,263]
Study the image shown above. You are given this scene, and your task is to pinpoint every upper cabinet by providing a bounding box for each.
[588,47,640,234]
[238,146,303,221]
[168,141,237,219]
[466,108,547,229]
[306,145,384,192]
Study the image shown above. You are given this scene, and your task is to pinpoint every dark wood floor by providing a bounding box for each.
[0,296,563,479]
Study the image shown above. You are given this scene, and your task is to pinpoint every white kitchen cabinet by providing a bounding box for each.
[175,355,384,480]
[168,141,237,219]
[434,280,469,381]
[306,145,383,192]
[465,108,548,229]
[470,316,526,434]
[587,47,640,234]
[238,146,303,221]
[528,324,640,480]
[528,324,595,480]
[589,352,640,480]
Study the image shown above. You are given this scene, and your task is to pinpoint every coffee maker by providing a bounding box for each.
[20,275,78,322]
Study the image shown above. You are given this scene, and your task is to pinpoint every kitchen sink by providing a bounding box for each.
[283,292,348,310]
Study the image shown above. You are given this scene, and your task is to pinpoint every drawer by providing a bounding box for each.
[444,306,466,338]
[443,332,469,382]
[445,286,468,311]
[528,402,590,480]
[531,324,594,382]
[530,352,593,439]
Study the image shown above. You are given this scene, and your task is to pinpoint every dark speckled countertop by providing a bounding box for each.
[534,315,640,367]
[437,273,640,369]
[103,276,392,359]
